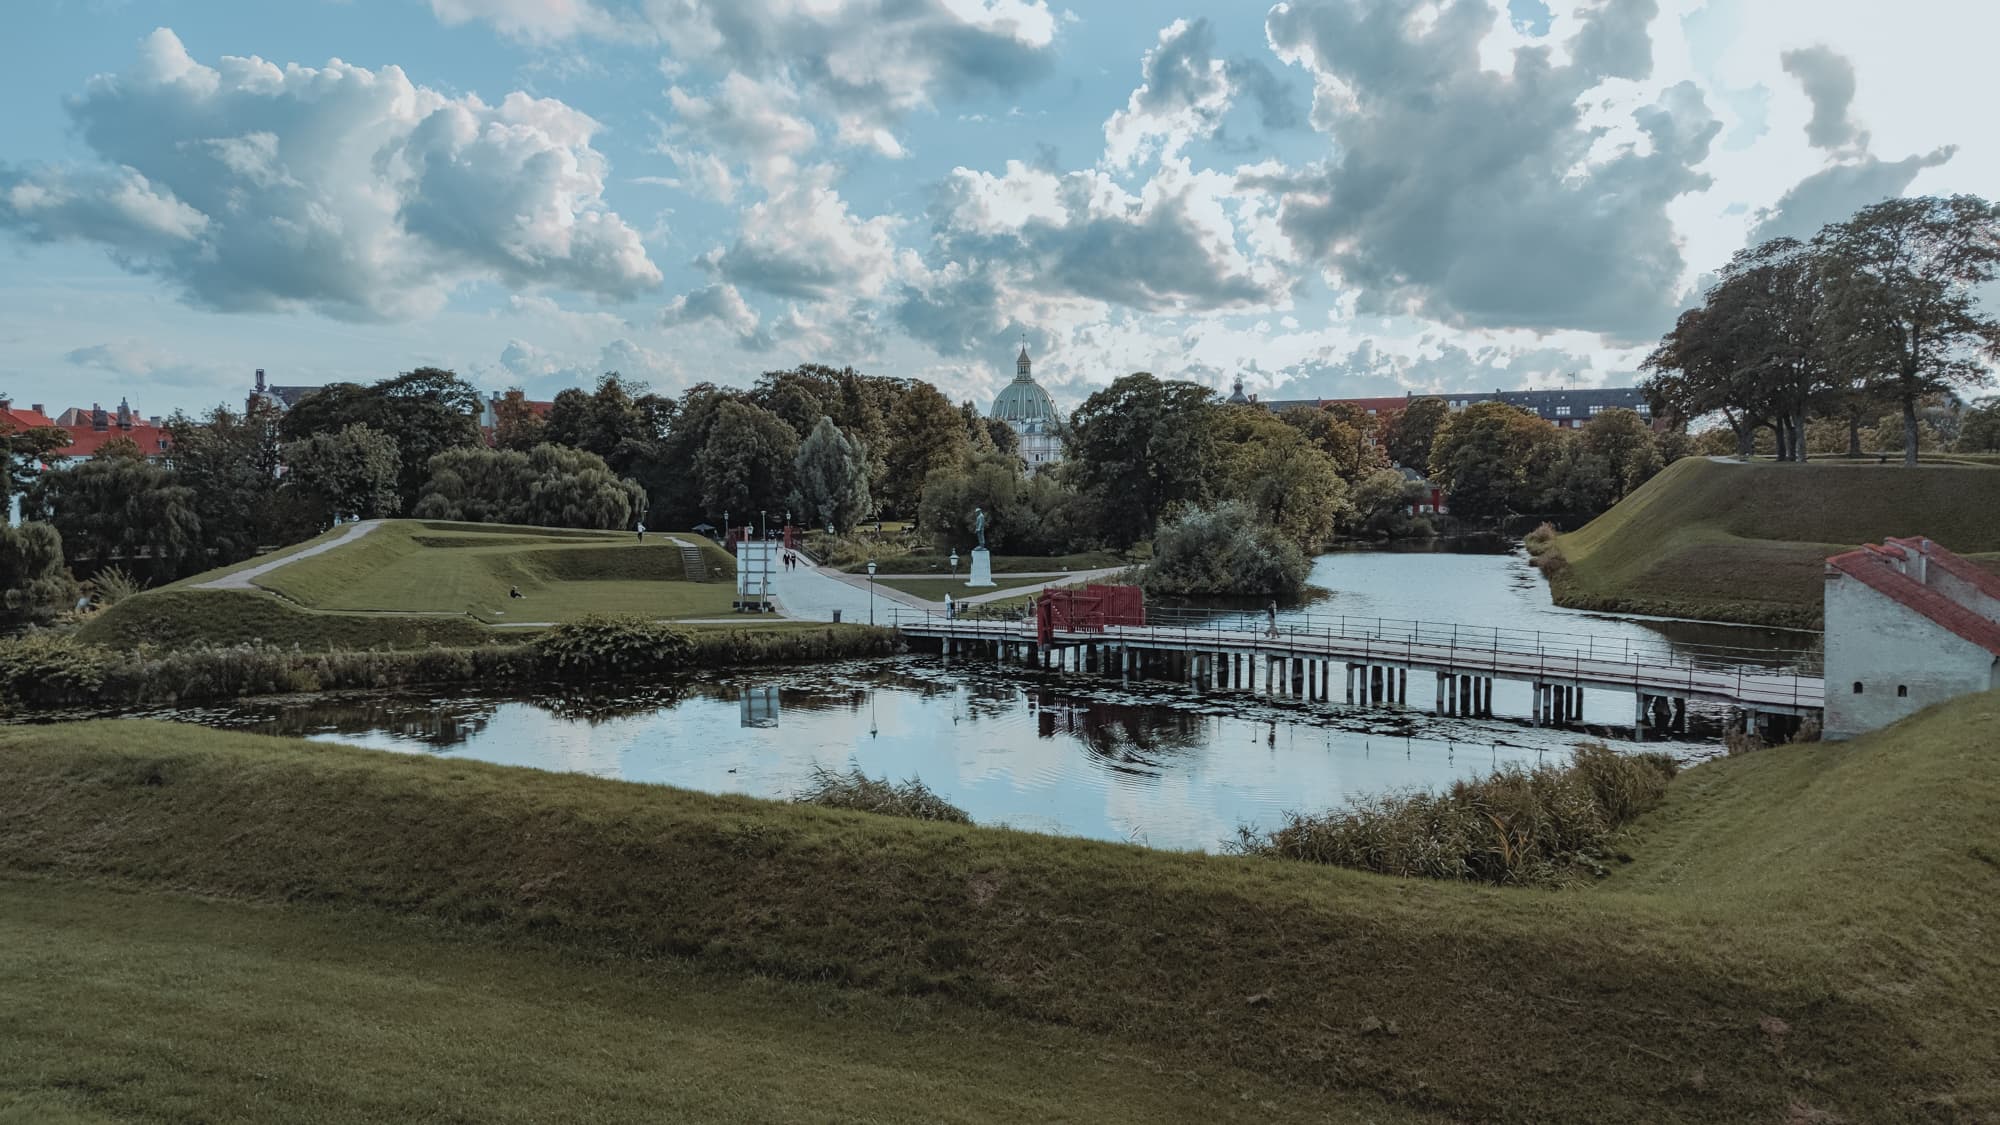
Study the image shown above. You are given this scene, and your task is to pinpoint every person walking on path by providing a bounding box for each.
[636,521,646,542]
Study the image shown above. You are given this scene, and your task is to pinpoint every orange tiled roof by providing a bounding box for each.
[1827,541,2000,657]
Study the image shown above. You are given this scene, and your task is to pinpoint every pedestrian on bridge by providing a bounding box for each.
[945,592,955,620]
[1267,601,1278,638]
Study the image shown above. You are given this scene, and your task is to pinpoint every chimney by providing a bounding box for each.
[31,404,43,415]
[92,403,109,431]
[117,397,133,429]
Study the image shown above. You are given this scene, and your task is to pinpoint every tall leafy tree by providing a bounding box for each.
[880,382,969,517]
[1382,397,1450,472]
[641,383,732,526]
[1577,408,1663,501]
[417,444,643,529]
[279,423,402,533]
[694,400,799,519]
[1815,194,2000,466]
[1066,373,1218,548]
[165,400,284,564]
[1961,398,2000,452]
[1216,406,1349,551]
[279,367,482,505]
[543,373,670,474]
[490,389,549,451]
[1428,402,1555,523]
[789,417,871,532]
[22,442,202,580]
[1277,405,1384,482]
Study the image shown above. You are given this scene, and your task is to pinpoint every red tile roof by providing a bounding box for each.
[54,423,173,458]
[0,405,58,431]
[1885,536,2000,606]
[1826,541,2000,657]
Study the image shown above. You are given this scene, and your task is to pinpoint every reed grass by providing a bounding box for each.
[794,767,972,823]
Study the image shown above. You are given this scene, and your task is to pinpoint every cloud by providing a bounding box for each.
[1780,45,1864,152]
[496,335,682,394]
[1101,19,1301,170]
[895,158,1289,355]
[660,282,772,348]
[433,0,1059,149]
[1747,146,1956,244]
[705,176,901,301]
[1255,0,1715,343]
[0,28,660,322]
[1263,339,1621,402]
[660,72,817,191]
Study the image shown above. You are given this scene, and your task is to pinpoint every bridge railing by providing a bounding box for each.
[886,605,1822,708]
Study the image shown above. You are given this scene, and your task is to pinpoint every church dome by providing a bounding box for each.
[990,345,1058,425]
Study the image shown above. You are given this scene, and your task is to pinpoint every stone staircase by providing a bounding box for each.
[676,540,709,582]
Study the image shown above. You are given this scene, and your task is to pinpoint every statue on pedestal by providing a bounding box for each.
[973,507,987,550]
[966,507,996,587]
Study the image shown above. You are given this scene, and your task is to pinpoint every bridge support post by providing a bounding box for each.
[1399,668,1409,705]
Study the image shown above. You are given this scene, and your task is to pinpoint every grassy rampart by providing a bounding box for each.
[5,692,1997,1122]
[1540,457,2000,627]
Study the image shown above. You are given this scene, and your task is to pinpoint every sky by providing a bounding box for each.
[1,0,1992,421]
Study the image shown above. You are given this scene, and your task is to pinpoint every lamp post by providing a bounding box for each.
[867,559,877,626]
[950,549,959,582]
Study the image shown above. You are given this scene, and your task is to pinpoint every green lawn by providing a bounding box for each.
[0,880,1370,1125]
[80,522,746,648]
[873,574,1054,599]
[6,696,1998,1123]
[1545,457,2000,627]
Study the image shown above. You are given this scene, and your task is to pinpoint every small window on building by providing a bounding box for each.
[1852,682,1865,694]
[1555,405,1571,417]
[1589,404,1604,415]
[1897,685,1909,698]
[1637,403,1651,415]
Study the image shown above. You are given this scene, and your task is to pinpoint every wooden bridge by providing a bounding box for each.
[889,607,1823,736]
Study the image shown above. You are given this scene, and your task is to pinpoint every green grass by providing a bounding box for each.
[873,574,1054,599]
[1547,457,2000,626]
[0,880,1375,1125]
[5,695,1999,1122]
[83,522,747,649]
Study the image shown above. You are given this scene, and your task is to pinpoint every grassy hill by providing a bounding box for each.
[79,521,741,649]
[4,693,1998,1122]
[1543,457,2000,627]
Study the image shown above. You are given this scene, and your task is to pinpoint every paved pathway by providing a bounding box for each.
[195,520,383,590]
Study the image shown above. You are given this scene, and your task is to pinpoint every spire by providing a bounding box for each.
[1016,338,1031,380]
[1227,375,1249,405]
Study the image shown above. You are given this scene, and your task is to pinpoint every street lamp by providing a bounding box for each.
[950,549,959,580]
[867,559,877,626]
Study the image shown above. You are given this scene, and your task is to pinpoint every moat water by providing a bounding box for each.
[137,545,1820,852]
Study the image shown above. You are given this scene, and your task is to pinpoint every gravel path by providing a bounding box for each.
[193,520,383,590]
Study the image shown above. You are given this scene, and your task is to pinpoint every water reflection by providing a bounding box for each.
[116,546,1809,852]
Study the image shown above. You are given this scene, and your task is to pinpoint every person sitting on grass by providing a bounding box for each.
[509,585,524,600]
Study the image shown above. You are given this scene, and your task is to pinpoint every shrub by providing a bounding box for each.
[795,766,971,823]
[1524,521,1559,549]
[532,614,695,674]
[0,633,110,709]
[88,566,146,608]
[1233,743,1679,886]
[1143,502,1310,598]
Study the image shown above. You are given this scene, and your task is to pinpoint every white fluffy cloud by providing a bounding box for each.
[660,281,770,348]
[705,175,902,301]
[0,29,660,321]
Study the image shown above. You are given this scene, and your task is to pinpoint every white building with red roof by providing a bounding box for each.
[1823,537,2000,739]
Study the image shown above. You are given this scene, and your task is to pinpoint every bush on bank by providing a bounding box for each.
[794,766,971,823]
[0,626,896,712]
[1232,743,1679,886]
[1142,501,1310,598]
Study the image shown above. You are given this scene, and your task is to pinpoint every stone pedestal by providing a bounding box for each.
[966,548,997,587]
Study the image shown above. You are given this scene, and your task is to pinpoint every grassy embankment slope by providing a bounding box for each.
[77,521,741,649]
[5,695,1999,1123]
[1543,456,2000,628]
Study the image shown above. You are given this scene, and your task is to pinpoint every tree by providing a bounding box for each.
[516,445,646,529]
[1067,374,1218,549]
[789,417,872,533]
[1349,468,1433,539]
[1428,403,1556,523]
[165,401,284,565]
[1216,407,1348,551]
[1,397,73,512]
[1961,398,2000,452]
[881,383,968,517]
[1577,409,1663,501]
[490,389,548,451]
[22,444,202,580]
[279,423,401,533]
[641,384,731,526]
[0,521,76,621]
[1383,397,1450,472]
[1815,194,2000,466]
[1142,501,1309,598]
[694,400,799,519]
[543,374,670,474]
[1276,406,1385,482]
[279,367,482,505]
